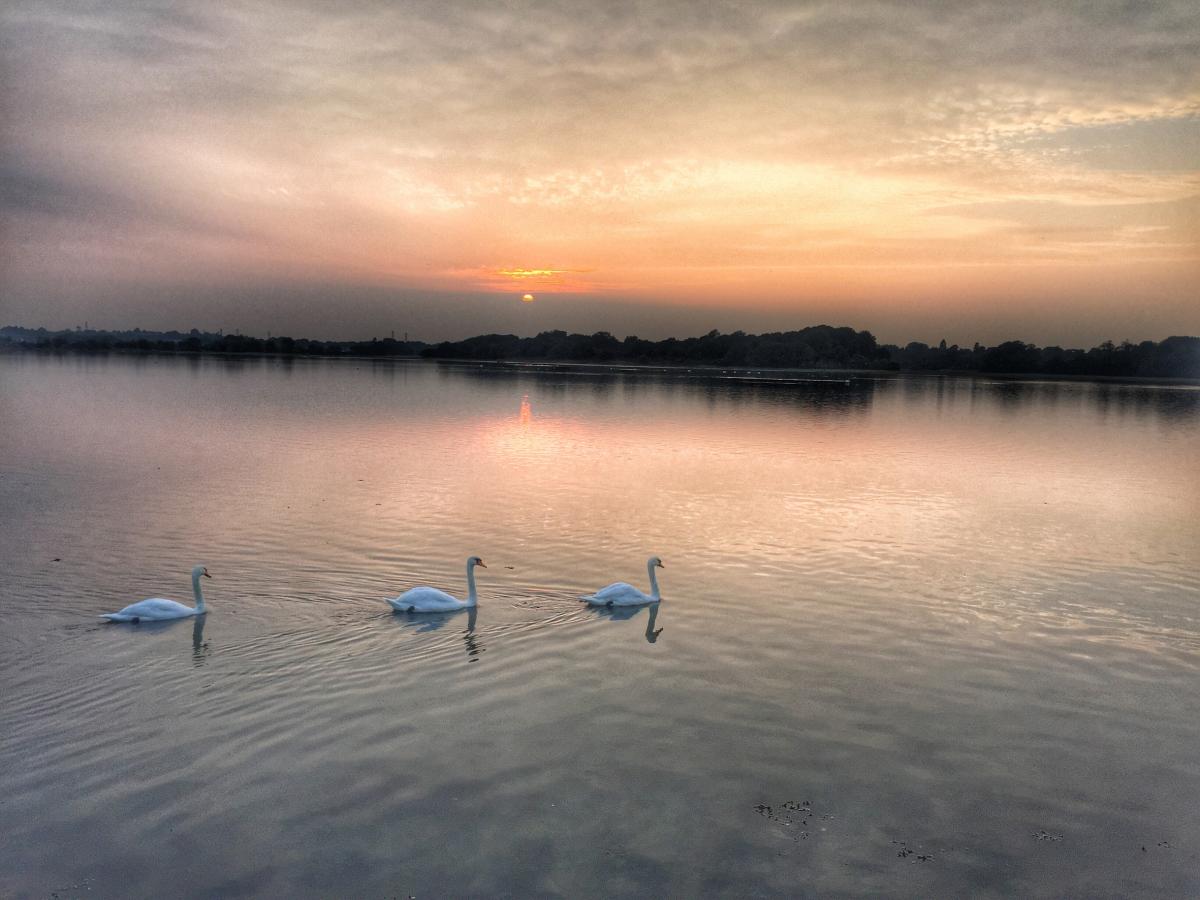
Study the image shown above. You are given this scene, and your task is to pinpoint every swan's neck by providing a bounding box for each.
[192,572,206,613]
[465,562,479,607]
[647,563,661,600]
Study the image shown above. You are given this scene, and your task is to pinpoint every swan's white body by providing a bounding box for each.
[582,556,664,607]
[101,566,211,622]
[389,557,486,612]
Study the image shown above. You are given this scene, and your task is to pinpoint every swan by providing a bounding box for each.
[101,565,211,623]
[581,556,664,606]
[388,557,486,612]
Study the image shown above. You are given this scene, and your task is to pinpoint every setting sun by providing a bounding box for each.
[522,293,535,303]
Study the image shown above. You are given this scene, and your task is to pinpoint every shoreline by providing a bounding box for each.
[3,344,1198,387]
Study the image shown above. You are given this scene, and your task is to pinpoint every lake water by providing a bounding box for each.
[1,353,1198,898]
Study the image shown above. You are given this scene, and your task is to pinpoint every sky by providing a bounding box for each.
[1,0,1197,346]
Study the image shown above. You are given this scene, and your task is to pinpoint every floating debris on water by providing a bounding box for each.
[753,799,825,841]
[49,876,92,898]
[891,840,935,862]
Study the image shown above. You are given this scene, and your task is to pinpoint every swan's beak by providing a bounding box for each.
[656,561,665,568]
[477,561,487,568]
[203,571,212,578]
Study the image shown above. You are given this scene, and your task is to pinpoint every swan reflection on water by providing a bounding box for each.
[192,614,210,665]
[589,601,664,643]
[99,611,212,662]
[391,605,484,661]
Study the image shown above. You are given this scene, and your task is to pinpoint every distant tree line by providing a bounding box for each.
[421,326,884,369]
[882,336,1200,378]
[421,327,1199,378]
[3,324,1197,378]
[0,326,426,358]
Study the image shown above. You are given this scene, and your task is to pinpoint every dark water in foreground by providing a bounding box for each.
[1,354,1198,898]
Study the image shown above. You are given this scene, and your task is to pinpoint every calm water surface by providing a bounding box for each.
[1,354,1198,898]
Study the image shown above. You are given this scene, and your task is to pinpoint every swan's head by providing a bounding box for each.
[192,565,212,579]
[648,556,664,569]
[468,556,487,569]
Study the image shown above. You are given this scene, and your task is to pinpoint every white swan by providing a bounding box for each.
[582,556,664,606]
[388,557,486,612]
[101,565,211,623]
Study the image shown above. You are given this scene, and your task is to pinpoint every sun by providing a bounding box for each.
[521,293,535,303]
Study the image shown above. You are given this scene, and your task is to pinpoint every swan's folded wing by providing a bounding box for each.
[584,582,640,604]
[392,586,464,611]
[121,598,194,619]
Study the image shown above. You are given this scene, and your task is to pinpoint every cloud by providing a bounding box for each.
[0,158,257,239]
[0,0,1196,341]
